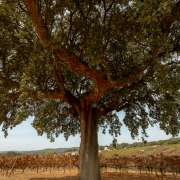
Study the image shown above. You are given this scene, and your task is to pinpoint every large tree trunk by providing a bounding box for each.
[79,104,101,180]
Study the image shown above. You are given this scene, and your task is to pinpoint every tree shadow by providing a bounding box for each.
[30,176,80,180]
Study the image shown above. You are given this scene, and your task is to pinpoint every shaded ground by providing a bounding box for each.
[29,174,180,180]
[1,170,180,180]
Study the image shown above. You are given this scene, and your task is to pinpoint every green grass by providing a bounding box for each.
[102,143,180,158]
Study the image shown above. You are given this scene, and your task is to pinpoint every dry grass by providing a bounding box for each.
[0,169,77,180]
[0,170,180,180]
[102,144,180,158]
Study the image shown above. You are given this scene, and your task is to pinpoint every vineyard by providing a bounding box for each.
[0,153,180,179]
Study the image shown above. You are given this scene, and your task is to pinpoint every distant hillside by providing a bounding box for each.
[103,137,180,158]
[23,147,79,154]
[102,143,180,158]
[110,137,180,149]
[1,137,179,156]
[0,147,79,155]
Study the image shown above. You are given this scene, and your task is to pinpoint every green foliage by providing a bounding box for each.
[0,0,179,140]
[33,100,80,141]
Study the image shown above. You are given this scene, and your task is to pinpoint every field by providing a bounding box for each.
[0,142,180,180]
[102,143,180,158]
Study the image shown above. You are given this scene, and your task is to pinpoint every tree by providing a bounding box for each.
[0,0,180,179]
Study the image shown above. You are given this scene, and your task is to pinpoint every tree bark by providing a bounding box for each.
[79,103,101,180]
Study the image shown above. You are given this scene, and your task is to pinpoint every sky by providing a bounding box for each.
[0,114,175,152]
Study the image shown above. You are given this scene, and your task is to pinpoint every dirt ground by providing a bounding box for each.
[0,170,179,180]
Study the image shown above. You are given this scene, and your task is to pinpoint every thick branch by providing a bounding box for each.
[99,101,129,117]
[24,0,51,48]
[98,54,180,117]
[24,0,180,104]
[41,91,67,101]
[23,89,79,118]
[39,90,79,117]
[161,1,180,33]
[0,73,19,88]
[23,89,68,101]
[24,0,135,101]
[98,85,139,117]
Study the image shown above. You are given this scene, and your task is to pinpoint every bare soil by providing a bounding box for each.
[0,170,179,180]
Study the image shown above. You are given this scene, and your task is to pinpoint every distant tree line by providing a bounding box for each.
[109,138,180,149]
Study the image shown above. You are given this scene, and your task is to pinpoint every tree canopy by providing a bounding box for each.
[0,0,180,140]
